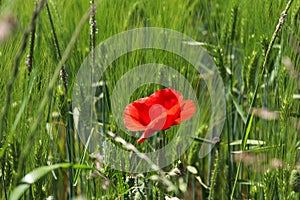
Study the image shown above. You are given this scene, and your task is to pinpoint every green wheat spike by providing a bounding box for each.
[187,125,208,166]
[55,84,68,122]
[215,46,227,82]
[247,51,259,90]
[124,1,147,30]
[220,21,229,47]
[33,140,48,199]
[229,5,238,42]
[263,169,277,200]
[5,143,14,191]
[242,54,249,91]
[240,16,246,45]
[48,0,63,27]
[290,170,300,193]
[187,142,200,166]
[185,0,202,27]
[208,149,220,200]
[279,66,293,122]
[260,35,269,60]
[277,168,292,199]
[291,0,300,27]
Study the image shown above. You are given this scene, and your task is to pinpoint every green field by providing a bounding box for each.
[1,0,300,199]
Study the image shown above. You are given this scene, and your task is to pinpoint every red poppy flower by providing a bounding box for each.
[124,88,196,144]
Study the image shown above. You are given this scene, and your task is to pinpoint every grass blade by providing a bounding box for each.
[9,163,92,200]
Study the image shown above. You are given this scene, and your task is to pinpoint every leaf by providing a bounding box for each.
[9,163,92,200]
[231,145,277,153]
[241,114,254,150]
[187,165,198,174]
[237,179,263,187]
[230,139,265,146]
[231,94,247,124]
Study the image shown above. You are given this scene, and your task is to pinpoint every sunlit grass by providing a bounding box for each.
[0,0,300,199]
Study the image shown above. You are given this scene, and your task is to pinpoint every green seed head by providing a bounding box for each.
[290,169,300,192]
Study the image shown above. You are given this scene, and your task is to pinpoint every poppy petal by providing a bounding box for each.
[137,137,147,144]
[180,100,196,120]
[162,103,181,129]
[137,128,155,144]
[130,100,152,125]
[124,104,147,131]
[137,111,168,144]
[150,88,182,110]
[149,104,166,121]
[174,118,181,124]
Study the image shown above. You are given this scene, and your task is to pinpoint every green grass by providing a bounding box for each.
[0,0,300,199]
